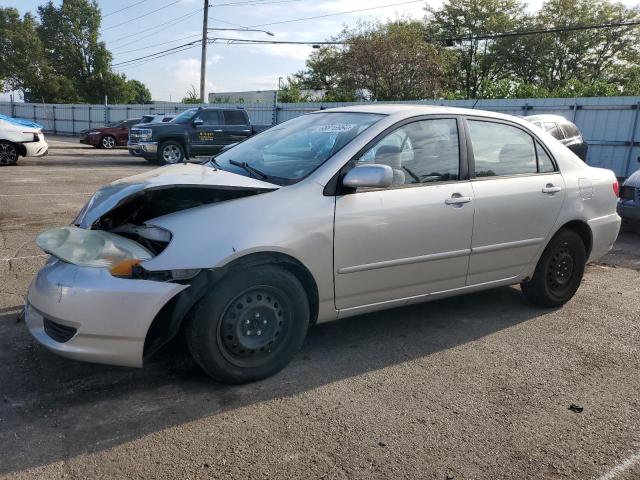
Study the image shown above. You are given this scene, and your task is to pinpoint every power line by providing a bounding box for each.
[443,19,640,42]
[210,0,304,6]
[102,0,182,32]
[113,40,203,67]
[106,8,202,46]
[248,0,424,28]
[209,36,348,45]
[112,34,203,55]
[208,16,252,29]
[117,44,202,71]
[103,0,149,17]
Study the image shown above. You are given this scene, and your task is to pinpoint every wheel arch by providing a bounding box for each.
[0,139,25,156]
[558,219,593,258]
[143,251,319,361]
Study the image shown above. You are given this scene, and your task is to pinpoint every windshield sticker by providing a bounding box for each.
[311,124,356,133]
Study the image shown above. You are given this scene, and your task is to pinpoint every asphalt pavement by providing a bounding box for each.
[1,136,639,479]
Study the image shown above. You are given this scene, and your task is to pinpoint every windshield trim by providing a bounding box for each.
[213,112,386,186]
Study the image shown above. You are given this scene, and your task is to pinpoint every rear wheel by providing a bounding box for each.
[158,141,185,165]
[185,265,310,384]
[521,229,586,307]
[0,141,19,165]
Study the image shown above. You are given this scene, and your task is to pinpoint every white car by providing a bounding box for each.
[26,105,621,383]
[0,113,48,165]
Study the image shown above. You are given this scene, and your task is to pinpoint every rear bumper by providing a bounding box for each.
[587,213,622,262]
[26,258,187,368]
[618,200,640,222]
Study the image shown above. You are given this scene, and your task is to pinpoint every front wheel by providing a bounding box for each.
[101,135,116,149]
[185,265,310,384]
[0,141,19,165]
[158,141,185,165]
[521,229,586,307]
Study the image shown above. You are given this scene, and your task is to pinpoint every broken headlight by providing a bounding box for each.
[36,226,152,275]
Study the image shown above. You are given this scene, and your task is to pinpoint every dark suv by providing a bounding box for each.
[128,107,266,165]
[525,114,588,161]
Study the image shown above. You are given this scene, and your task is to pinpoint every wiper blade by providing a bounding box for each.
[229,159,268,180]
[207,156,222,169]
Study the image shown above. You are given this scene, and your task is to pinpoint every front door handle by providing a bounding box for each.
[213,129,223,132]
[542,184,562,194]
[445,194,472,206]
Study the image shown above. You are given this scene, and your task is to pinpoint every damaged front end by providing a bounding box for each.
[29,163,280,366]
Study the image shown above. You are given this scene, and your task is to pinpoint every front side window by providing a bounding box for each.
[196,110,221,125]
[356,118,459,186]
[173,108,198,124]
[213,112,383,185]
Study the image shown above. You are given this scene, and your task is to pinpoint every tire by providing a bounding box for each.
[185,265,310,384]
[0,141,19,165]
[521,229,586,308]
[101,135,116,149]
[158,140,185,165]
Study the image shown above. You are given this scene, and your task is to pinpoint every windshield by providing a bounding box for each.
[106,121,123,128]
[173,108,198,124]
[213,112,384,185]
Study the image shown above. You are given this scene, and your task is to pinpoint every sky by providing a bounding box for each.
[2,0,639,101]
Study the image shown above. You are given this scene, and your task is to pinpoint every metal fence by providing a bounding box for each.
[1,96,639,178]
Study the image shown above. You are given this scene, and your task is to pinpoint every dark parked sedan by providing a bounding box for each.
[79,118,142,149]
[618,169,640,231]
[525,114,588,161]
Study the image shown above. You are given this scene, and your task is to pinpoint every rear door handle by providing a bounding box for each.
[542,184,562,194]
[445,195,472,206]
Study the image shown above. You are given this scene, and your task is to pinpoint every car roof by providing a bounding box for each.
[314,104,531,123]
[525,114,573,124]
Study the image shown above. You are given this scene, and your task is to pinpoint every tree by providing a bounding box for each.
[126,79,152,104]
[425,0,526,99]
[182,85,200,104]
[278,76,312,103]
[296,21,454,101]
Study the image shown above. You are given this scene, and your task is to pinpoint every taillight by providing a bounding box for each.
[613,180,619,197]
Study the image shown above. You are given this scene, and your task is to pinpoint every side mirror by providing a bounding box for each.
[342,164,393,189]
[193,118,204,126]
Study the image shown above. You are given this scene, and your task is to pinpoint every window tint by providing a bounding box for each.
[196,110,221,125]
[536,142,555,173]
[357,119,459,186]
[140,116,154,124]
[468,120,537,177]
[223,110,248,125]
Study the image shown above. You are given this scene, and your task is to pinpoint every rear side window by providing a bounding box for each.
[223,110,248,125]
[542,122,564,140]
[561,122,580,138]
[536,142,556,173]
[468,120,537,177]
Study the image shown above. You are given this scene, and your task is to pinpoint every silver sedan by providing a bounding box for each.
[26,105,621,383]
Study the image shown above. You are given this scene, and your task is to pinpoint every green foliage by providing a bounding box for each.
[278,76,312,103]
[1,0,152,104]
[182,85,200,104]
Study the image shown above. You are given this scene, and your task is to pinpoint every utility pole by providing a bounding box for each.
[200,0,209,103]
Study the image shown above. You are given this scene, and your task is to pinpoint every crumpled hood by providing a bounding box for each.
[624,169,640,188]
[75,163,279,228]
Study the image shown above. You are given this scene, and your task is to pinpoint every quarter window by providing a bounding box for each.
[536,142,555,173]
[468,120,538,177]
[357,119,460,186]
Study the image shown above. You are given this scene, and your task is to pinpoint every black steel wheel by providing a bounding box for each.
[0,141,19,165]
[218,287,290,367]
[185,265,310,383]
[521,228,586,307]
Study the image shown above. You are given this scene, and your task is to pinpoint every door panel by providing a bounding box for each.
[468,174,564,284]
[189,110,226,154]
[334,183,475,309]
[465,118,565,285]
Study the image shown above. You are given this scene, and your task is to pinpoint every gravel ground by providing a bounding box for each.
[1,137,639,479]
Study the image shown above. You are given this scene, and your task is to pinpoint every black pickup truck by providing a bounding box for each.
[128,107,268,165]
